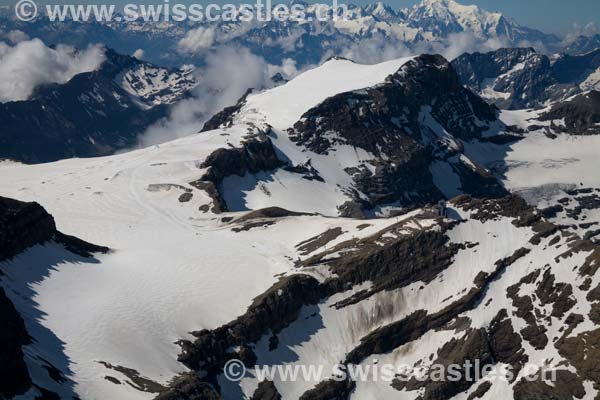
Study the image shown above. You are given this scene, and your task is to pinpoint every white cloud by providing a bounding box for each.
[2,30,30,44]
[428,32,511,60]
[177,27,216,54]
[139,46,274,146]
[337,33,412,64]
[0,38,105,103]
[132,48,145,59]
[334,31,515,65]
[562,22,598,46]
[267,57,301,79]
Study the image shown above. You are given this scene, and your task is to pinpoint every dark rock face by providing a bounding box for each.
[487,309,528,378]
[154,373,222,400]
[233,207,312,224]
[553,49,600,84]
[513,369,586,400]
[0,49,193,164]
[199,135,284,185]
[251,380,282,400]
[345,244,531,367]
[0,287,32,399]
[313,228,463,304]
[563,35,600,56]
[175,274,323,389]
[190,131,285,212]
[299,379,355,400]
[0,196,109,398]
[201,89,252,132]
[452,48,579,109]
[467,381,492,400]
[0,196,57,261]
[539,90,600,135]
[288,54,507,214]
[0,197,57,398]
[0,198,54,398]
[393,328,494,400]
[506,271,549,351]
[292,54,497,152]
[453,47,600,111]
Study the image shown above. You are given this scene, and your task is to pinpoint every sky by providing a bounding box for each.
[9,0,600,36]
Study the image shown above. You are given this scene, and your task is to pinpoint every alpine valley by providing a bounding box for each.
[1,1,600,400]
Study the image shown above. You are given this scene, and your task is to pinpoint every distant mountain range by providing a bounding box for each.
[1,0,596,68]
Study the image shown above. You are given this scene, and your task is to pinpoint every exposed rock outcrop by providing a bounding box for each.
[190,131,285,212]
[0,197,108,398]
[452,48,580,109]
[176,274,323,389]
[288,54,508,214]
[539,90,600,135]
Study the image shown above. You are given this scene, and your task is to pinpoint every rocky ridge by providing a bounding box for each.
[0,197,108,398]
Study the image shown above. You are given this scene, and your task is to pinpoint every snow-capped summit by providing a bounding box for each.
[407,0,502,35]
[405,0,550,44]
[0,0,562,68]
[361,1,404,23]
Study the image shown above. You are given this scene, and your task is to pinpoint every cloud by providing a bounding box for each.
[132,49,145,59]
[177,27,216,54]
[268,57,301,79]
[426,32,512,60]
[139,26,533,147]
[562,22,598,46]
[139,46,275,147]
[336,33,413,64]
[0,38,105,103]
[0,30,30,44]
[332,31,514,65]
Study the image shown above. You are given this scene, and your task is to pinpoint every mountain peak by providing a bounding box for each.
[405,0,517,39]
[362,1,402,22]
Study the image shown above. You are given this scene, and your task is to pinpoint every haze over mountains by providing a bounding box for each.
[1,0,600,400]
[0,0,594,68]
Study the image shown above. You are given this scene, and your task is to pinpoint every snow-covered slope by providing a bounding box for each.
[462,106,600,243]
[199,54,514,218]
[0,54,430,393]
[238,57,413,130]
[163,195,600,400]
[0,126,445,399]
[0,128,369,399]
[1,51,599,400]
